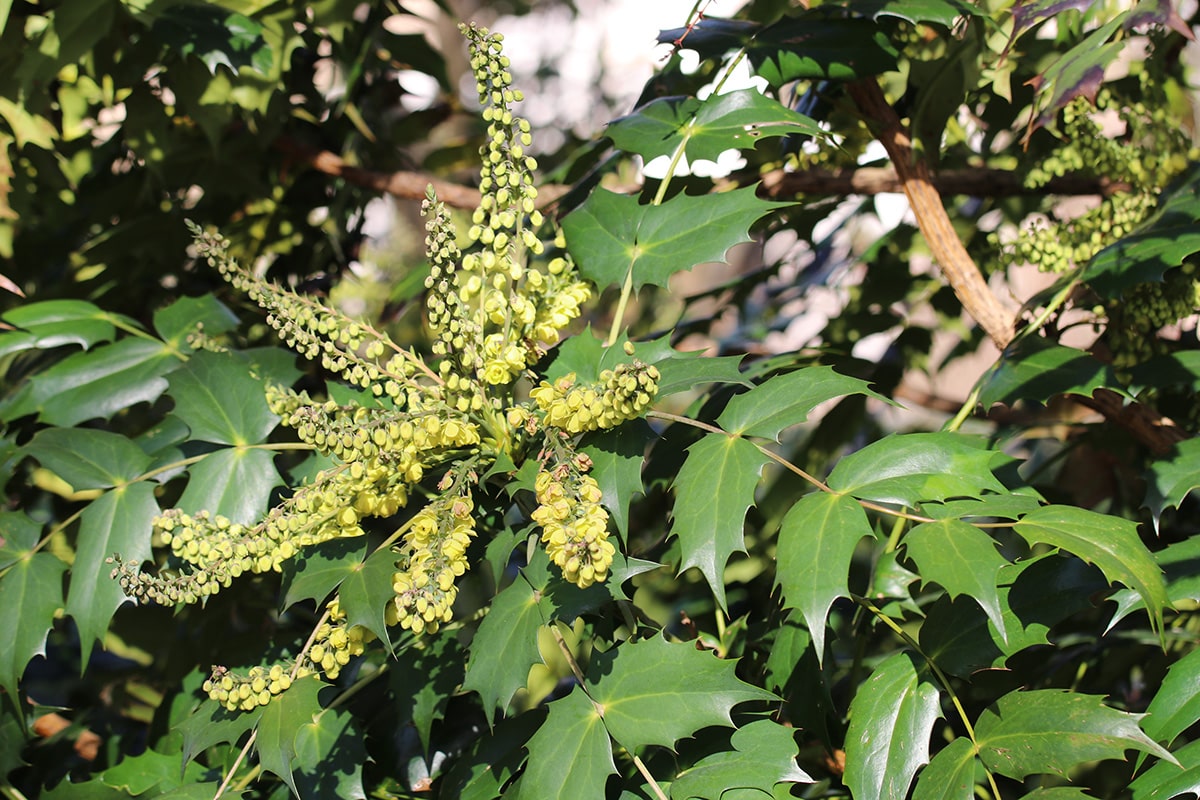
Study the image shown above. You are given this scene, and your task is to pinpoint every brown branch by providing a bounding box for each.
[761,166,1129,199]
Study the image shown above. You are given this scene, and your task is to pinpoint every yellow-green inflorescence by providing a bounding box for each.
[115,22,660,710]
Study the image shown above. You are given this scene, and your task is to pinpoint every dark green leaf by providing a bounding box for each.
[293,706,366,800]
[462,574,544,721]
[152,294,239,351]
[582,422,654,536]
[671,433,770,610]
[607,89,824,162]
[826,433,1008,506]
[177,699,262,767]
[717,366,885,440]
[67,482,159,660]
[389,633,464,754]
[904,519,1009,642]
[336,545,398,646]
[669,720,811,799]
[280,537,369,611]
[847,0,983,25]
[518,687,614,800]
[978,339,1120,408]
[912,737,978,800]
[749,16,900,83]
[654,352,751,397]
[0,551,66,692]
[1130,737,1200,800]
[153,6,274,75]
[564,186,789,290]
[255,675,325,796]
[176,447,282,525]
[0,338,178,425]
[166,350,279,445]
[1144,438,1200,526]
[585,635,775,752]
[99,746,208,795]
[0,299,114,356]
[975,690,1174,779]
[776,492,874,663]
[23,427,151,490]
[1014,505,1168,635]
[843,652,941,800]
[1107,535,1200,630]
[441,709,545,800]
[1026,15,1126,130]
[1141,646,1200,747]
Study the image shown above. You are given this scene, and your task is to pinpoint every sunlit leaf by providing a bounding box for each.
[977,339,1120,408]
[176,447,282,525]
[1130,738,1200,800]
[0,511,40,570]
[749,15,900,83]
[669,720,811,799]
[776,491,874,663]
[0,299,115,356]
[671,433,770,610]
[280,537,369,611]
[654,352,750,397]
[153,6,274,75]
[336,546,398,647]
[1144,438,1200,527]
[462,574,544,721]
[166,350,279,445]
[293,706,366,800]
[717,366,885,440]
[517,688,614,800]
[912,737,979,800]
[1107,536,1200,630]
[903,519,1009,642]
[152,294,239,351]
[177,699,262,767]
[844,652,941,800]
[99,746,208,795]
[582,422,654,536]
[255,675,325,796]
[848,0,983,25]
[1141,646,1200,747]
[22,427,150,490]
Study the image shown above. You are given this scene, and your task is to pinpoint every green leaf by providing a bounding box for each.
[0,511,41,570]
[977,339,1120,408]
[0,299,114,356]
[582,422,654,536]
[717,366,885,440]
[1026,15,1126,131]
[655,352,750,397]
[669,720,811,799]
[912,737,979,800]
[776,492,874,663]
[826,433,1009,506]
[1130,737,1200,800]
[67,482,159,661]
[1144,438,1200,526]
[847,0,983,25]
[255,675,325,796]
[975,690,1175,779]
[462,574,544,721]
[440,709,545,800]
[518,687,614,800]
[293,706,366,800]
[23,427,150,490]
[99,746,208,795]
[1013,505,1168,635]
[607,89,824,162]
[389,633,464,754]
[903,519,1009,643]
[177,699,262,767]
[280,537,369,611]
[1107,536,1200,630]
[1141,646,1200,747]
[749,16,900,83]
[0,338,178,425]
[153,6,274,75]
[176,447,283,525]
[670,433,770,610]
[336,545,398,647]
[166,350,279,445]
[564,186,788,290]
[0,551,66,692]
[585,635,775,752]
[152,294,239,351]
[843,651,941,800]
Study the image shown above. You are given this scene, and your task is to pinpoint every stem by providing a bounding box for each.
[213,729,257,800]
[943,382,982,433]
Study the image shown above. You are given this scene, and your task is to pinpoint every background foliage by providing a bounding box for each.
[4,0,1200,798]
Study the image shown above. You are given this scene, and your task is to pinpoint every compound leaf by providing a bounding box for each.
[0,299,115,356]
[717,366,884,441]
[975,690,1174,780]
[904,519,1009,643]
[582,421,654,536]
[564,186,788,290]
[178,699,263,767]
[1013,505,1167,635]
[336,545,398,647]
[844,652,941,800]
[978,339,1119,408]
[671,433,770,610]
[518,687,614,800]
[585,635,775,753]
[280,537,369,611]
[776,491,874,663]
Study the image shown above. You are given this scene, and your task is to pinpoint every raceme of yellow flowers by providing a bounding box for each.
[109,22,659,710]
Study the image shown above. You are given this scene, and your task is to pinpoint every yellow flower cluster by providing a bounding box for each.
[204,663,294,712]
[531,360,661,434]
[531,464,614,589]
[392,492,477,634]
[304,598,370,680]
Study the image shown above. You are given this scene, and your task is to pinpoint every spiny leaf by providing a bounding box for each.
[1129,737,1200,800]
[1013,505,1168,635]
[0,551,66,693]
[826,432,1009,506]
[977,339,1120,409]
[166,350,279,445]
[67,483,158,662]
[607,88,824,162]
[749,15,900,83]
[1141,646,1200,747]
[336,546,398,647]
[582,421,654,536]
[22,427,151,490]
[655,352,751,396]
[177,699,262,768]
[717,366,885,440]
[975,690,1175,779]
[255,675,325,797]
[152,5,274,75]
[0,511,40,570]
[1144,437,1200,528]
[0,299,115,356]
[517,687,614,800]
[912,737,979,800]
[462,573,544,722]
[99,746,209,795]
[280,537,369,611]
[843,651,941,800]
[585,634,775,753]
[152,293,239,351]
[293,706,366,800]
[847,0,983,25]
[776,491,874,663]
[1107,536,1200,631]
[670,433,770,610]
[563,186,788,290]
[669,719,811,799]
[176,447,282,525]
[439,709,545,800]
[903,519,1009,643]
[0,337,178,425]
[1025,15,1126,132]
[388,633,464,754]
